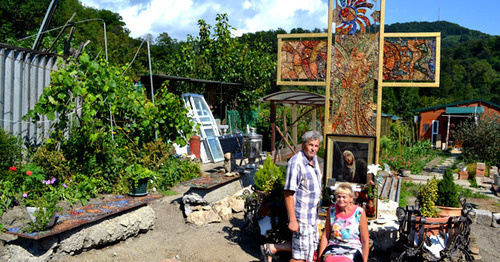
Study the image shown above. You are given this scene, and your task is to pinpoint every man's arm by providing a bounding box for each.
[284,190,298,232]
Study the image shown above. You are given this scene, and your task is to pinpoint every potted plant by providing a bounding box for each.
[125,164,154,196]
[415,176,447,236]
[253,156,285,196]
[18,164,61,232]
[435,168,462,217]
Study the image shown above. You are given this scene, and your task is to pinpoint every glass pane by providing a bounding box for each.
[204,129,215,137]
[193,97,210,117]
[206,137,224,162]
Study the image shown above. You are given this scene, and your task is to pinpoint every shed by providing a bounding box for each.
[413,99,500,149]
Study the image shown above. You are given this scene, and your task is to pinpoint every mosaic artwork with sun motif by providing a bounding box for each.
[280,40,328,81]
[334,0,379,35]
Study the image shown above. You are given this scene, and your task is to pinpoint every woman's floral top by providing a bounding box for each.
[328,203,363,252]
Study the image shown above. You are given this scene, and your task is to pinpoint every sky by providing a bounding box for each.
[78,0,499,40]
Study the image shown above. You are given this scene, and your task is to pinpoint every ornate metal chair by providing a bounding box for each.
[394,196,476,262]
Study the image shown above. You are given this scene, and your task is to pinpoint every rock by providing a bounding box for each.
[459,171,469,180]
[2,206,156,260]
[470,246,480,255]
[186,209,221,226]
[182,192,209,216]
[224,152,232,172]
[476,162,485,176]
[212,198,232,220]
[491,213,500,228]
[228,196,245,213]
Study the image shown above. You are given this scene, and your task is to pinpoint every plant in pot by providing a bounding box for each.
[125,164,155,196]
[435,168,462,217]
[416,176,440,218]
[18,164,62,232]
[253,156,285,197]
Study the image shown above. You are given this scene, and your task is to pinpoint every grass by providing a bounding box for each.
[399,181,419,207]
[457,186,489,199]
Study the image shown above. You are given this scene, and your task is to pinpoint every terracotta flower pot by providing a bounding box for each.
[436,206,462,218]
[414,216,451,237]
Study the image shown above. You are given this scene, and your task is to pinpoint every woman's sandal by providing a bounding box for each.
[260,243,277,262]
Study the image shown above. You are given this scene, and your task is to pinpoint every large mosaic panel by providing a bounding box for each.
[280,40,328,81]
[383,38,437,82]
[334,0,379,35]
[330,33,379,136]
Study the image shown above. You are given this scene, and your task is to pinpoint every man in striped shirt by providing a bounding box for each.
[260,131,323,262]
[285,131,323,262]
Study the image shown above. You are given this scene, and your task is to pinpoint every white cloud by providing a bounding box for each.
[79,0,329,40]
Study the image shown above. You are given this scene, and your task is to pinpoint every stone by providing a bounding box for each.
[459,171,469,180]
[491,213,500,228]
[1,206,157,261]
[476,162,485,176]
[470,246,480,255]
[224,152,232,172]
[182,192,209,216]
[228,196,245,213]
[212,202,232,220]
[186,209,221,226]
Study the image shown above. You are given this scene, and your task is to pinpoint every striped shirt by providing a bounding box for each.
[284,150,322,225]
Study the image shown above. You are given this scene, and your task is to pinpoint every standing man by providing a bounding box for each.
[286,131,323,261]
[260,131,323,262]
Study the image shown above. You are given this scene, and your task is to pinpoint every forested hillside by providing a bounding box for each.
[1,1,498,117]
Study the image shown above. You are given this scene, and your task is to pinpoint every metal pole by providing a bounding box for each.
[103,21,108,63]
[33,0,58,50]
[147,38,157,140]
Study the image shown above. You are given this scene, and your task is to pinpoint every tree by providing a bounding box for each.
[158,13,275,110]
[455,115,500,166]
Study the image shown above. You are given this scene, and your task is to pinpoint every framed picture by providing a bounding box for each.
[324,134,376,185]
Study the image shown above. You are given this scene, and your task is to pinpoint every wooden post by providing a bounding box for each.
[270,101,276,153]
[292,104,297,145]
[375,0,386,164]
[312,107,317,131]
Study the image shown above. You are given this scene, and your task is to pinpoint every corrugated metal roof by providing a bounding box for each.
[413,99,500,113]
[446,106,485,114]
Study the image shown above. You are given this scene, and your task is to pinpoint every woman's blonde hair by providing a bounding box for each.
[335,182,354,197]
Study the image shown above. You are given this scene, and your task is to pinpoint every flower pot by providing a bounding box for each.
[436,206,462,218]
[129,178,148,196]
[25,206,56,228]
[414,216,451,237]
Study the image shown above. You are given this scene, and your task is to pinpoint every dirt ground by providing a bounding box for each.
[56,184,264,262]
[58,184,500,262]
[1,181,499,261]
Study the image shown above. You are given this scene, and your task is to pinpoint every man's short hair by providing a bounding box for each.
[301,131,322,144]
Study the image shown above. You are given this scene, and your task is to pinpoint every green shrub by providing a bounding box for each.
[456,115,500,166]
[417,177,440,217]
[155,158,201,191]
[0,129,23,172]
[436,168,460,207]
[254,156,285,193]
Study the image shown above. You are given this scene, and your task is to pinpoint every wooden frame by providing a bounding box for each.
[324,134,376,184]
[276,33,328,86]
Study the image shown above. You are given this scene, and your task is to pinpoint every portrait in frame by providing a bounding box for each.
[324,134,376,185]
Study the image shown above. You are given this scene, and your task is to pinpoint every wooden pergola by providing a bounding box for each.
[259,90,331,161]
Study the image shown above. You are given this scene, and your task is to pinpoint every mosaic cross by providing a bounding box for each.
[276,0,441,163]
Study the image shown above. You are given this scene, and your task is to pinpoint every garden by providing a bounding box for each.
[0,54,203,233]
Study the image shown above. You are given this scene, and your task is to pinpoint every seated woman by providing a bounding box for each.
[318,183,369,262]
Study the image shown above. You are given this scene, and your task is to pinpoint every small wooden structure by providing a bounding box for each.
[258,90,331,162]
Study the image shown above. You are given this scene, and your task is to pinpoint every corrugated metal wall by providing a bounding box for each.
[0,44,58,145]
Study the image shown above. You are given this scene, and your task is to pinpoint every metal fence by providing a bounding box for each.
[0,43,59,146]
